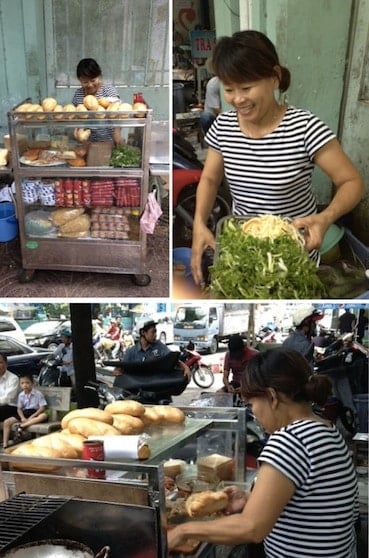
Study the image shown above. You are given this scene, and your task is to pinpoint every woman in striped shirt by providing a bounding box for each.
[190,30,365,285]
[167,348,359,557]
[72,58,120,142]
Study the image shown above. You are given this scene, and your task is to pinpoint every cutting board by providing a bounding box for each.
[87,141,113,166]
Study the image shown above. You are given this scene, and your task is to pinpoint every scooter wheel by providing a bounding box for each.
[193,365,215,389]
[132,274,151,286]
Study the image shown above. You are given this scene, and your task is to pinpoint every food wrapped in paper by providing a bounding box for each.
[88,434,151,460]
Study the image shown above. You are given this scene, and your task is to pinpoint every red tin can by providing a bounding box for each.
[82,440,106,479]
[133,92,144,104]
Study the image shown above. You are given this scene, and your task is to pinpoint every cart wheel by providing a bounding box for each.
[132,274,151,286]
[19,269,35,283]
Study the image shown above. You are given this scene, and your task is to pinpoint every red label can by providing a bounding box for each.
[82,440,106,479]
[133,92,144,104]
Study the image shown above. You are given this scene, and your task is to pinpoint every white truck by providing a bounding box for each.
[173,303,250,353]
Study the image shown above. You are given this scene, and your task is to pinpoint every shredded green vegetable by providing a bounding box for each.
[110,145,141,167]
[209,219,326,299]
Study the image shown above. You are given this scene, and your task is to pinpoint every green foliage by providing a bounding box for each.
[209,219,326,299]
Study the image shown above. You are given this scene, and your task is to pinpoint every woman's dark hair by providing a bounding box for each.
[242,348,332,407]
[0,352,7,364]
[76,58,102,79]
[212,30,290,92]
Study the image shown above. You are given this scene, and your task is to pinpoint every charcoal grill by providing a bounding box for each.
[0,493,159,558]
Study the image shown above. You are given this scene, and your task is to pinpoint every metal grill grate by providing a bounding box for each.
[0,494,69,551]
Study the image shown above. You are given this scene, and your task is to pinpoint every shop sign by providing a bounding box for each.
[189,30,216,59]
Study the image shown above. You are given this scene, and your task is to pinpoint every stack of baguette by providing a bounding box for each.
[6,402,186,471]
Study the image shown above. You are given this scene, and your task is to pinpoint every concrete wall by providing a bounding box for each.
[0,0,169,137]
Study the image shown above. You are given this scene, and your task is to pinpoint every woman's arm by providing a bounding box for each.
[294,139,365,251]
[167,463,295,549]
[191,148,225,284]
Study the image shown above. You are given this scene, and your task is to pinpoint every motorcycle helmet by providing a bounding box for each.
[228,334,245,358]
[135,319,158,337]
[60,327,72,338]
[292,305,324,328]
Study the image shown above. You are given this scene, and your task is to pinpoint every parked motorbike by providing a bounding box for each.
[38,355,72,387]
[92,351,189,405]
[179,343,215,388]
[313,332,368,433]
[173,128,231,251]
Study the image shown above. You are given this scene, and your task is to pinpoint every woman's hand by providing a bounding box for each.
[223,485,248,514]
[167,525,187,551]
[191,223,216,285]
[292,214,330,252]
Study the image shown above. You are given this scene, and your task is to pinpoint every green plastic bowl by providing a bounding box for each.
[319,224,344,263]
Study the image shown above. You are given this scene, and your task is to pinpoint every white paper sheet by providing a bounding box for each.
[88,435,140,459]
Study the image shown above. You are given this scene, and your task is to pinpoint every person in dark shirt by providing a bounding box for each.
[338,308,357,334]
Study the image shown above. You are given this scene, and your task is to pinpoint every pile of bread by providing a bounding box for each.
[7,401,186,472]
[15,96,147,121]
[49,207,91,238]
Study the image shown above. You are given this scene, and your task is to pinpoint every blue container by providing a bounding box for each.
[0,202,18,242]
[353,394,369,433]
[173,247,193,278]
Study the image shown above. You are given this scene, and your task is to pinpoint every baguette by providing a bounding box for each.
[141,407,162,426]
[111,413,145,434]
[105,400,146,417]
[67,417,120,437]
[61,407,114,430]
[151,405,185,424]
[185,490,229,518]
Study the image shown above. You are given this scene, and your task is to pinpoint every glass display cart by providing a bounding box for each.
[8,101,153,286]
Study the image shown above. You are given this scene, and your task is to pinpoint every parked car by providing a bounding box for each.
[0,317,27,344]
[0,335,52,377]
[23,320,71,350]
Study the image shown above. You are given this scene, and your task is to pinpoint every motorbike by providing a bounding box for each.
[93,333,124,365]
[179,344,215,389]
[313,332,369,434]
[173,127,231,253]
[38,355,72,387]
[90,351,190,406]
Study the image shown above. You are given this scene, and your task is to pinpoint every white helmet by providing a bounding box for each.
[292,305,323,327]
[134,318,158,338]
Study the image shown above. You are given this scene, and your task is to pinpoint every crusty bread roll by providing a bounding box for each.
[111,413,145,434]
[63,104,77,118]
[10,444,61,472]
[185,490,229,518]
[31,434,79,459]
[67,157,86,167]
[138,442,151,460]
[83,95,99,110]
[53,104,64,119]
[98,97,111,108]
[68,417,120,437]
[61,407,114,430]
[76,104,89,118]
[141,407,162,426]
[23,149,40,161]
[133,102,147,117]
[56,431,86,454]
[41,97,57,112]
[152,405,186,424]
[105,400,146,417]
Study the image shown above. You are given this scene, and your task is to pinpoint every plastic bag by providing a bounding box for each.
[140,191,162,234]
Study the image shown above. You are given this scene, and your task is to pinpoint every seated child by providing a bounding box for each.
[2,373,48,448]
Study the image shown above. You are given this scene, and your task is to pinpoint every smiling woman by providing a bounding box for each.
[189,29,365,289]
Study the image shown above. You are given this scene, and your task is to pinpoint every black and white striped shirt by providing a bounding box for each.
[259,420,359,557]
[206,107,336,261]
[72,83,120,142]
